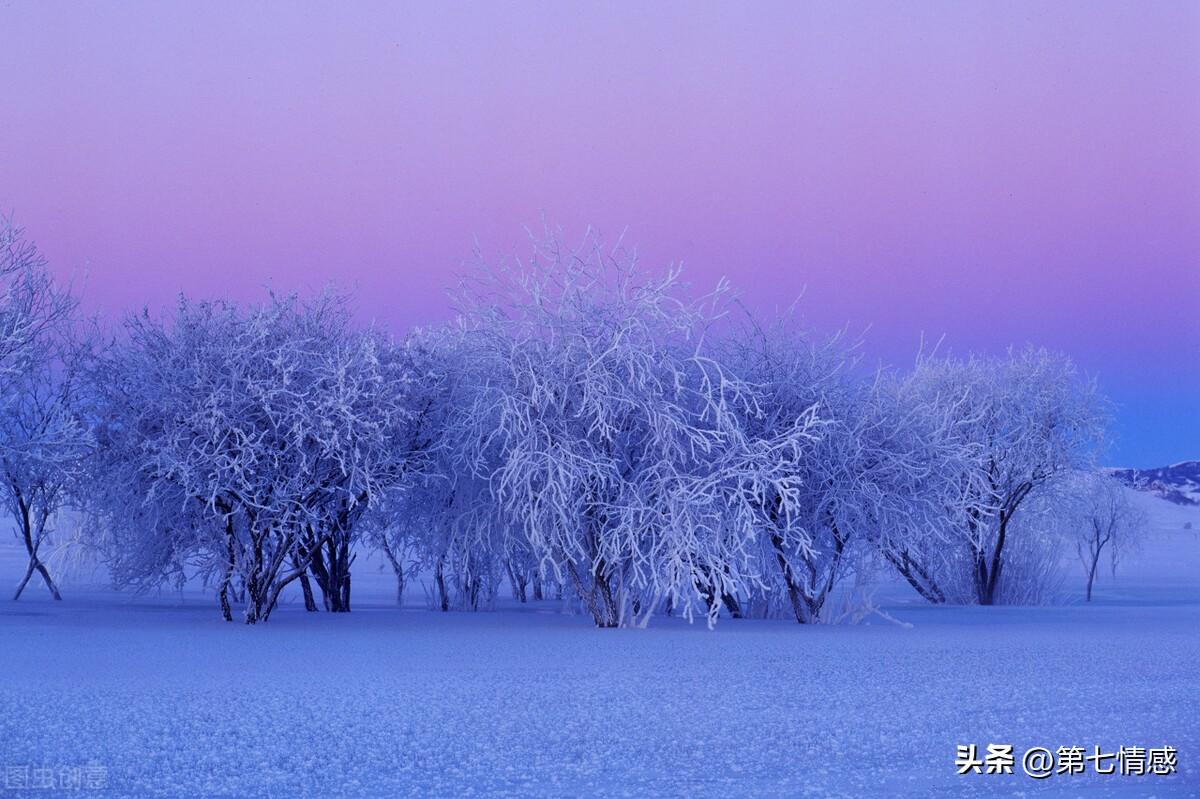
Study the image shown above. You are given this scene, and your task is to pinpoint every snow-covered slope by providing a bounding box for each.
[1109,460,1200,506]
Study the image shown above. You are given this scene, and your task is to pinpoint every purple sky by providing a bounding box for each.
[1,2,1196,466]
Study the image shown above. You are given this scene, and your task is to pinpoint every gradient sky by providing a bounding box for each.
[1,1,1196,466]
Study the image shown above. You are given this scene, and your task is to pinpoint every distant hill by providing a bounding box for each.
[1108,461,1200,507]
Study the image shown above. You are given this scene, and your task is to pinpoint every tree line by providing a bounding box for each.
[1,217,1139,626]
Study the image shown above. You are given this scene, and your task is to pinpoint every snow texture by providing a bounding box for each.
[0,488,1196,798]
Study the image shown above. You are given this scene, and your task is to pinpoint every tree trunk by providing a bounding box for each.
[505,558,528,603]
[435,558,449,612]
[308,538,353,612]
[33,560,61,600]
[242,529,270,624]
[884,550,946,605]
[979,514,1009,606]
[594,562,619,626]
[215,520,236,620]
[13,502,62,601]
[14,556,61,601]
[565,560,618,628]
[298,569,318,612]
[1085,549,1100,602]
[13,560,35,601]
[380,539,406,606]
[243,584,263,624]
[217,556,234,622]
[771,533,811,623]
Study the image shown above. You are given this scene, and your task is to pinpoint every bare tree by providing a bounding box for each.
[1072,473,1144,601]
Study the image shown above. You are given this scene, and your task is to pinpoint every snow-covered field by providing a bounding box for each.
[0,489,1197,798]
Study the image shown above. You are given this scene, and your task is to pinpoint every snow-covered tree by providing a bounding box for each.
[899,349,1108,605]
[290,323,427,614]
[451,228,820,627]
[719,317,993,621]
[0,216,72,388]
[2,336,91,602]
[863,366,988,605]
[1060,472,1144,602]
[0,217,90,600]
[717,320,863,622]
[366,323,505,612]
[86,293,420,622]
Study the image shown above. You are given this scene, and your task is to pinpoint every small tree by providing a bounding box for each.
[901,349,1108,605]
[1072,473,1143,601]
[3,341,91,601]
[0,217,89,600]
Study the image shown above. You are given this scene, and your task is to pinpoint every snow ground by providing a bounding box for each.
[0,489,1197,798]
